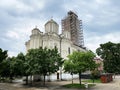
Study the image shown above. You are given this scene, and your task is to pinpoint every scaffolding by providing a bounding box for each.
[61,11,84,47]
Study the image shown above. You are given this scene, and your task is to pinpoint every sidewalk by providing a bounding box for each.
[90,75,120,90]
[1,76,120,90]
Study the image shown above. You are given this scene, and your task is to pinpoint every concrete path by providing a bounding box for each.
[1,76,120,90]
[90,75,120,90]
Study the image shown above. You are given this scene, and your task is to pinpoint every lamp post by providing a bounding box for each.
[59,34,64,80]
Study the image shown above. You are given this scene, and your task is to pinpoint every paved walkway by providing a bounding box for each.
[1,76,120,90]
[90,75,120,90]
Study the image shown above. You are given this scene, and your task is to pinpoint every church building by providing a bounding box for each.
[25,11,86,59]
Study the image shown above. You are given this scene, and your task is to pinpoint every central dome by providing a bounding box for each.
[45,19,59,34]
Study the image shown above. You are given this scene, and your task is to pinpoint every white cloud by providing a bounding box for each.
[0,36,7,41]
[0,0,120,57]
[8,51,17,57]
[85,32,120,52]
[95,0,110,5]
[2,16,47,56]
[6,31,20,39]
[63,0,120,27]
[31,0,45,10]
[0,0,16,6]
[0,0,45,14]
[83,14,94,24]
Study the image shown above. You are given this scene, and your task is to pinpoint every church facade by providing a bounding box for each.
[25,11,87,80]
[25,18,86,59]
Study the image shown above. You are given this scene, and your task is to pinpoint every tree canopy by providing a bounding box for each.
[0,48,8,80]
[25,47,63,85]
[0,48,8,63]
[96,42,120,73]
[0,47,63,85]
[64,51,96,85]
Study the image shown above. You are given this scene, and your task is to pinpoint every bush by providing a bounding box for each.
[91,70,100,79]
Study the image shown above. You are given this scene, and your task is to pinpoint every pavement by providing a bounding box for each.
[89,75,120,90]
[1,76,120,90]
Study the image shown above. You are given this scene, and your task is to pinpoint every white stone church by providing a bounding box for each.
[25,11,87,80]
[25,19,86,59]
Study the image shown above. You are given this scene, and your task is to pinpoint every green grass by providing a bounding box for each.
[62,83,95,89]
[82,79,101,83]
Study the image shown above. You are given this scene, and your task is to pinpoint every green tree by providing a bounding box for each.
[0,48,8,63]
[0,58,10,80]
[37,47,62,85]
[64,60,76,84]
[2,57,16,82]
[15,52,25,76]
[9,57,16,82]
[90,62,100,83]
[25,48,38,85]
[64,51,96,85]
[25,47,63,85]
[0,48,8,81]
[1,53,26,83]
[96,42,120,73]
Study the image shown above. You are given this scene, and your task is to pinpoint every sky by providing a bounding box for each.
[0,0,120,56]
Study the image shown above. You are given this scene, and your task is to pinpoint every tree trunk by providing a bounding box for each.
[91,75,94,83]
[9,75,13,83]
[0,76,1,82]
[60,67,62,80]
[79,72,81,85]
[26,76,28,85]
[114,73,115,79]
[48,72,51,82]
[92,78,94,83]
[43,74,46,86]
[30,75,33,85]
[71,74,73,84]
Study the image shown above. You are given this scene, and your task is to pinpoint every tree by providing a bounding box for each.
[90,62,100,83]
[9,57,16,82]
[37,47,63,85]
[25,48,39,85]
[1,52,26,83]
[0,48,8,81]
[96,42,120,74]
[64,51,96,85]
[15,52,25,76]
[25,47,63,85]
[0,48,8,63]
[64,60,76,84]
[0,58,10,80]
[2,57,17,82]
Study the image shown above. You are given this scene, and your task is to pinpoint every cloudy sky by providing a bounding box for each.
[0,0,120,56]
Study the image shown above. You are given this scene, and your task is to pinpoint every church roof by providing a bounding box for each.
[45,19,58,25]
[32,27,39,31]
[32,26,43,33]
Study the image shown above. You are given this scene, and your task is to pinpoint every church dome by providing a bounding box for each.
[32,27,40,35]
[45,19,59,34]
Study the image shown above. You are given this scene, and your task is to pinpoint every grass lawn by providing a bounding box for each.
[62,83,95,89]
[82,79,101,83]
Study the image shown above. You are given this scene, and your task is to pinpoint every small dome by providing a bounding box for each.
[32,27,40,35]
[45,19,58,25]
[32,27,39,31]
[45,19,59,34]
